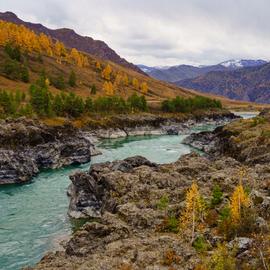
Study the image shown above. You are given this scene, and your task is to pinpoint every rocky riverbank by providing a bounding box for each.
[0,110,238,185]
[29,111,270,270]
[183,109,270,164]
[84,110,238,139]
[0,118,93,185]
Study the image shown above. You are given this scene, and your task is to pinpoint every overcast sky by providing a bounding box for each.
[1,0,270,66]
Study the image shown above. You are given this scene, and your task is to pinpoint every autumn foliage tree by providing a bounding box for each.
[102,64,112,80]
[0,20,88,67]
[122,74,129,86]
[132,78,139,89]
[103,81,114,96]
[229,184,250,224]
[179,182,206,242]
[141,82,148,94]
[95,61,102,71]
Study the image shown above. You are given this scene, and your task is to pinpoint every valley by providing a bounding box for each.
[0,6,269,270]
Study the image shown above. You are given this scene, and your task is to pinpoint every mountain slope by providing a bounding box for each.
[0,11,144,75]
[176,63,270,103]
[139,60,267,82]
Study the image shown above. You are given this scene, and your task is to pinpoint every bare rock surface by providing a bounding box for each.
[0,118,92,184]
[30,151,270,270]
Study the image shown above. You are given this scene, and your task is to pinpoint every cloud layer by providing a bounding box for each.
[1,0,270,66]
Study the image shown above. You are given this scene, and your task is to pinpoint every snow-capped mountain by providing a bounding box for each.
[219,59,267,69]
[137,65,169,73]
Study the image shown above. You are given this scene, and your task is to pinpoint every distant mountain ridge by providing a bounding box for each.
[176,63,270,103]
[138,59,267,82]
[219,59,267,68]
[0,11,144,74]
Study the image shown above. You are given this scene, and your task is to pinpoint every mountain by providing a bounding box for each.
[220,59,267,68]
[138,64,225,82]
[176,63,270,103]
[139,60,267,82]
[0,11,144,75]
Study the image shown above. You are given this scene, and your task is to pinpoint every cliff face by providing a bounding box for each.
[0,118,92,185]
[0,11,144,75]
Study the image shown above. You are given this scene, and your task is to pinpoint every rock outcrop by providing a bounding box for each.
[0,118,92,185]
[31,151,270,270]
[183,110,270,165]
[88,110,238,139]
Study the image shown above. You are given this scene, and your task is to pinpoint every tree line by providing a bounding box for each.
[161,96,222,113]
[0,74,148,118]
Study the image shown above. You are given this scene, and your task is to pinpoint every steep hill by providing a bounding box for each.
[176,63,270,103]
[0,11,144,75]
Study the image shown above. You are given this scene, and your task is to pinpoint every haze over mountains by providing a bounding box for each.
[0,11,144,74]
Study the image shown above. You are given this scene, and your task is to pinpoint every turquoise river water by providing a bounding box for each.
[0,113,256,270]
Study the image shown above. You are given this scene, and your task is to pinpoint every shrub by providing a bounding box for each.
[90,84,97,95]
[206,243,236,270]
[127,93,148,112]
[157,195,169,210]
[211,185,223,207]
[29,84,52,116]
[85,97,93,112]
[68,70,76,87]
[250,116,267,127]
[3,59,29,82]
[94,96,127,113]
[193,236,210,253]
[20,66,29,82]
[51,74,66,90]
[162,249,181,266]
[4,43,21,61]
[0,90,16,115]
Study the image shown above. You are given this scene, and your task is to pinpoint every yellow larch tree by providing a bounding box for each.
[70,48,83,67]
[0,20,88,68]
[140,82,148,94]
[122,74,129,86]
[114,73,123,87]
[95,61,102,71]
[179,182,206,242]
[102,64,112,80]
[229,184,250,224]
[132,78,139,89]
[103,81,114,96]
[55,40,67,64]
[39,33,53,56]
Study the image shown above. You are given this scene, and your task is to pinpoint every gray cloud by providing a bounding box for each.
[1,0,270,66]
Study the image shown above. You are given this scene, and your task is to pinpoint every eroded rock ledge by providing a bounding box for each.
[0,118,93,185]
[30,153,270,270]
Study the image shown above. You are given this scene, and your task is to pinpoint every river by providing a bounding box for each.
[0,113,256,270]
